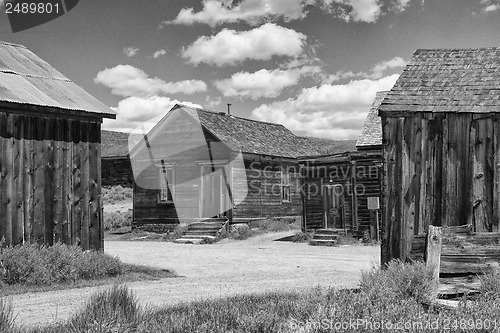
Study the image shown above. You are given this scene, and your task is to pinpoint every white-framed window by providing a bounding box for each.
[158,166,175,203]
[281,168,291,203]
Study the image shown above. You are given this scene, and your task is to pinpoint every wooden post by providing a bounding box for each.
[426,225,443,297]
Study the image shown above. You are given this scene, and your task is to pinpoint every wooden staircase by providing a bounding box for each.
[174,219,228,244]
[309,229,348,246]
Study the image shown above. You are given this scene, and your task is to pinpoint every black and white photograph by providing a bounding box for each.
[0,0,500,331]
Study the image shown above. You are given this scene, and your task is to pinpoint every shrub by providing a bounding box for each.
[0,243,123,285]
[0,298,17,333]
[291,231,311,243]
[67,285,141,331]
[102,185,133,204]
[103,210,133,231]
[479,268,500,296]
[229,224,253,240]
[360,260,434,304]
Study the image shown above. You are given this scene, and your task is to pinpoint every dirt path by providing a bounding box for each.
[12,232,379,328]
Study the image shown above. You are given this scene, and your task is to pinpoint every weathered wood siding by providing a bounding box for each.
[102,157,133,187]
[301,151,382,232]
[381,112,500,264]
[0,111,103,250]
[232,156,302,219]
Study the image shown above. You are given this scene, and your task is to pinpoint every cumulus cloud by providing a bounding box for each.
[251,74,399,139]
[102,96,202,133]
[324,56,406,82]
[123,47,139,57]
[94,65,207,96]
[164,0,306,26]
[214,66,320,99]
[165,0,397,25]
[182,23,306,66]
[153,49,167,58]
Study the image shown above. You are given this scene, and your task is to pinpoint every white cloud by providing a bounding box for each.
[102,96,202,133]
[481,0,500,12]
[214,68,303,99]
[153,49,167,58]
[164,0,306,26]
[182,23,306,66]
[392,0,411,12]
[123,47,139,57]
[251,74,399,139]
[324,56,406,82]
[370,56,407,79]
[165,0,401,25]
[94,65,207,97]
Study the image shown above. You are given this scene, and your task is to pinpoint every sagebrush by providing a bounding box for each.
[0,243,122,285]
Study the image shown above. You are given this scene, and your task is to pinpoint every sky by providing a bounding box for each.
[0,0,499,140]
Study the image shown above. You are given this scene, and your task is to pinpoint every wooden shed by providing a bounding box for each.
[299,92,385,235]
[379,47,500,265]
[101,130,133,187]
[130,104,321,230]
[0,42,115,250]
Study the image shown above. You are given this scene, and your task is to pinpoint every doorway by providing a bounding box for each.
[200,165,228,219]
[323,185,345,229]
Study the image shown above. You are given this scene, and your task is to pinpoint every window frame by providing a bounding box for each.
[280,168,291,203]
[158,166,175,204]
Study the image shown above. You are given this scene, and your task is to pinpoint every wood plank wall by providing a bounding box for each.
[381,112,500,265]
[0,111,103,250]
[301,152,382,231]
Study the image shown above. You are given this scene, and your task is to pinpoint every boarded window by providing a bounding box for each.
[281,168,291,203]
[158,166,175,203]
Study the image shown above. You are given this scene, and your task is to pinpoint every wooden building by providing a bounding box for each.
[130,104,321,229]
[0,42,115,249]
[379,47,500,264]
[300,93,385,235]
[101,130,133,187]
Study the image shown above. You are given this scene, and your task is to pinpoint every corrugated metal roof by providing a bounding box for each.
[179,105,323,158]
[380,47,500,114]
[356,91,387,147]
[0,41,115,117]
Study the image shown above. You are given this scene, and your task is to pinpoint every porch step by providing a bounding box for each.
[174,220,228,244]
[309,228,347,246]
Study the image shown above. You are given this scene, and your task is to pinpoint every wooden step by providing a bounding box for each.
[310,239,337,246]
[312,234,339,241]
[315,229,348,235]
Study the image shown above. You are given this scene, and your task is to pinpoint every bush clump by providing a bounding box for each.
[102,185,133,204]
[103,210,133,231]
[360,259,434,304]
[0,243,123,286]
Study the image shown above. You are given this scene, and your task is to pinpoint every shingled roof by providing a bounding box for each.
[356,91,388,148]
[379,47,500,114]
[177,105,322,158]
[0,41,114,117]
[102,130,130,157]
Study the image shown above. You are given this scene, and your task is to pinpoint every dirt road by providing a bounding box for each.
[12,232,379,327]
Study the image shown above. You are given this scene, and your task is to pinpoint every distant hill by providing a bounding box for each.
[300,137,357,155]
[101,130,130,157]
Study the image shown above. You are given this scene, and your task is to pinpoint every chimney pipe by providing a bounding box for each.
[227,103,232,116]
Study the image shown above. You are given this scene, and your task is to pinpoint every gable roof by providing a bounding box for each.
[356,91,388,148]
[300,136,357,155]
[380,47,500,114]
[177,105,323,158]
[0,41,115,118]
[102,130,130,158]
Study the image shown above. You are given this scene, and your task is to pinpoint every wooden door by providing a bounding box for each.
[323,185,344,229]
[201,166,227,219]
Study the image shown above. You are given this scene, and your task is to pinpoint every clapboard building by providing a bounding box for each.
[300,93,384,236]
[0,42,115,250]
[130,104,321,229]
[101,130,133,187]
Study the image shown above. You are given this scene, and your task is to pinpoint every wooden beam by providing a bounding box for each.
[425,225,443,297]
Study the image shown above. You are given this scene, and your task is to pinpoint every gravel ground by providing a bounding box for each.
[12,232,380,328]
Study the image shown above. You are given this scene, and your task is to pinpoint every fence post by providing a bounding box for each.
[425,225,443,297]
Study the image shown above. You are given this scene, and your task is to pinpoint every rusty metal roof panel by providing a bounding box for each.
[0,41,114,117]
